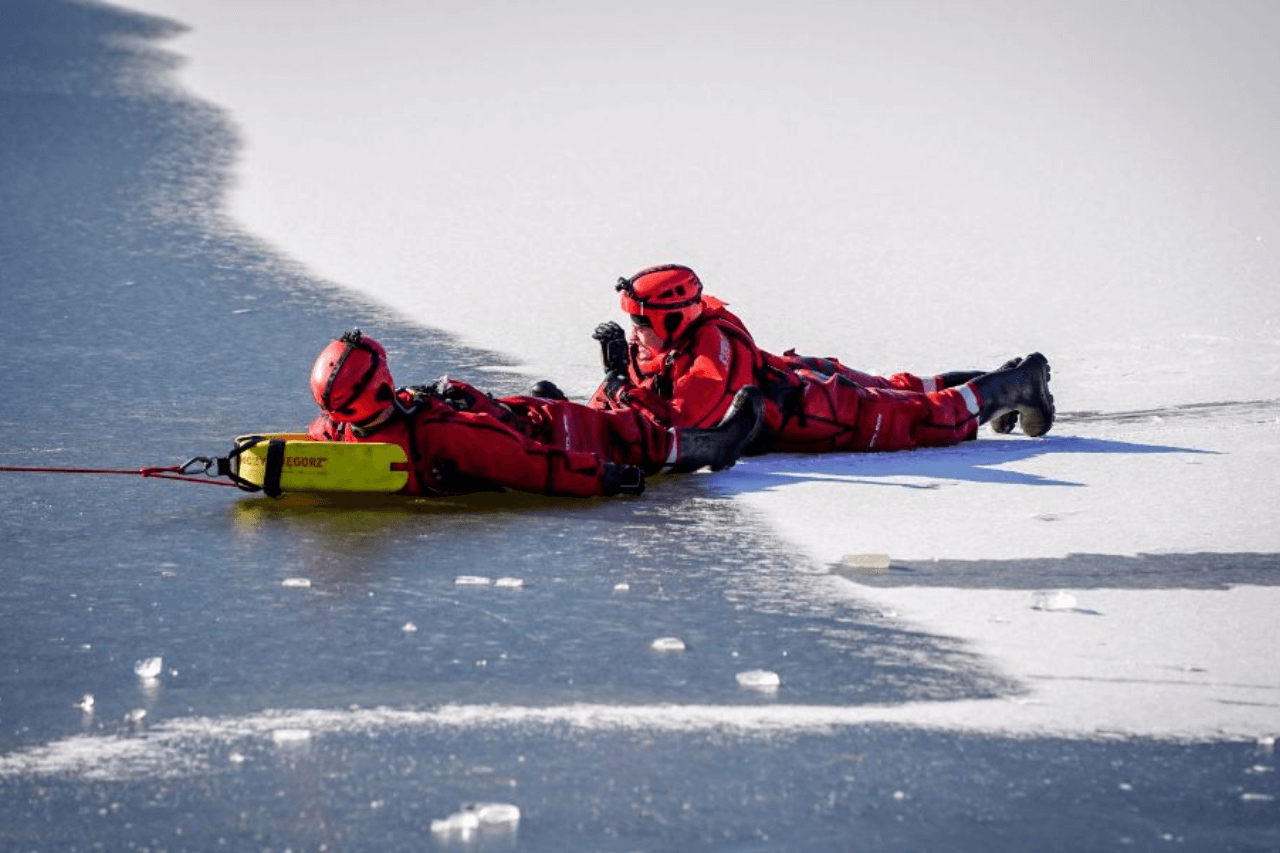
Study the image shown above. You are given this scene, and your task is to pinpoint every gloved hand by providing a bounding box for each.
[430,376,478,411]
[592,321,629,376]
[601,462,645,496]
[600,371,629,407]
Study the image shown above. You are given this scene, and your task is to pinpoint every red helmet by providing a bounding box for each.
[616,264,704,346]
[310,330,396,425]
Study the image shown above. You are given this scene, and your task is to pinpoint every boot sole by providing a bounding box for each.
[1017,353,1055,437]
[989,411,1018,434]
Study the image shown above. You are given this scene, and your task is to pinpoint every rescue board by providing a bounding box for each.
[228,433,409,497]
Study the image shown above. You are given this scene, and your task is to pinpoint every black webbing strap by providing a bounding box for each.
[261,439,287,498]
[216,436,287,499]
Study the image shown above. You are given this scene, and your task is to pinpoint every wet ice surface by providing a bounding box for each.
[5,470,1277,849]
[3,714,1277,852]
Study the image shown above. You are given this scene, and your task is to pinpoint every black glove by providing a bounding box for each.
[601,462,645,496]
[597,371,628,409]
[428,376,478,411]
[592,321,629,376]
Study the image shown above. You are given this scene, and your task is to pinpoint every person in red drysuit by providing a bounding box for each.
[305,330,763,498]
[580,264,1054,455]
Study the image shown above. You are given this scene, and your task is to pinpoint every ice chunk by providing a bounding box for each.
[651,637,686,652]
[613,582,631,592]
[402,621,419,633]
[134,657,163,679]
[494,577,524,588]
[841,553,891,571]
[735,669,781,691]
[271,728,312,744]
[75,693,95,711]
[475,802,521,827]
[431,803,521,834]
[431,810,480,834]
[1031,590,1078,611]
[455,575,491,586]
[281,577,312,588]
[124,708,146,724]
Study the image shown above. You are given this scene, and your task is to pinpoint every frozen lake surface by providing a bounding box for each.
[2,1,1278,850]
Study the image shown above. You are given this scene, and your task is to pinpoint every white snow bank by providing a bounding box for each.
[725,402,1280,564]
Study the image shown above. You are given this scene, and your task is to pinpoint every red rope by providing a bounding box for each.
[0,465,238,488]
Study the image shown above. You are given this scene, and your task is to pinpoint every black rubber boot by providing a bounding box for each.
[668,386,766,473]
[972,353,1054,437]
[601,462,645,496]
[984,357,1024,434]
[938,367,1022,433]
[938,370,984,387]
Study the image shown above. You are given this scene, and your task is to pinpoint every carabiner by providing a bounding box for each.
[178,456,216,477]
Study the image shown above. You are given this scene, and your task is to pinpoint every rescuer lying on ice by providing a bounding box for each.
[306,330,764,498]
[554,264,1054,454]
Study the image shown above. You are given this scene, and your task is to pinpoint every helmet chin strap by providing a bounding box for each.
[349,404,397,437]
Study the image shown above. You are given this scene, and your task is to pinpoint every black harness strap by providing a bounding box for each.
[216,435,287,498]
[261,439,287,498]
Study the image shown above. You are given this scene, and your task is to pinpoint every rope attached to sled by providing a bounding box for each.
[0,458,239,488]
[2,435,409,499]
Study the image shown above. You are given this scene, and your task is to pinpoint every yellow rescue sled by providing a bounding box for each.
[223,434,409,498]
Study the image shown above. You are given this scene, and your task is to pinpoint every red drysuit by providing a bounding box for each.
[309,379,675,497]
[590,296,981,453]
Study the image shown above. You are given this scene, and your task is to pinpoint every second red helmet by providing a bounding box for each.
[616,264,704,345]
[310,330,396,425]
